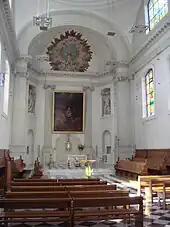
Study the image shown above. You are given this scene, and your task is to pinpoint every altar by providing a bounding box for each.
[43,166,112,179]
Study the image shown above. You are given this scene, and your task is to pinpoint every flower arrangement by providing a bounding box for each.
[78,144,84,151]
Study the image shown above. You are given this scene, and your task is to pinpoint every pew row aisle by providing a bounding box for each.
[0,177,144,227]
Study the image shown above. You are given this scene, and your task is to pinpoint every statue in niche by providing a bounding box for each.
[101,88,111,116]
[28,85,36,113]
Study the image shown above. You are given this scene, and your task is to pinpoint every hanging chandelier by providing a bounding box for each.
[33,0,52,31]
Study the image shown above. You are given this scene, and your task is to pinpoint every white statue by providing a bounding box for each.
[28,85,36,113]
[101,88,111,116]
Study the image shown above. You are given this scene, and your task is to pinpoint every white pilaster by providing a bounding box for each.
[35,84,45,163]
[115,67,133,160]
[42,88,53,166]
[10,59,28,159]
[84,87,93,159]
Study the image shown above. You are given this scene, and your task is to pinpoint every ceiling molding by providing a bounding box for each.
[130,20,170,66]
[0,0,20,63]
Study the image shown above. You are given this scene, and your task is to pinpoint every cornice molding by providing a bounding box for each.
[130,37,170,76]
[0,0,19,63]
[130,20,170,66]
[23,56,127,79]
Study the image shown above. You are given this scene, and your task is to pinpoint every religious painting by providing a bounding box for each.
[52,91,85,133]
[28,85,36,113]
[46,30,93,72]
[101,88,111,116]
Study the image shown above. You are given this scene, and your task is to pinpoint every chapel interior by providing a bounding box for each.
[0,0,170,227]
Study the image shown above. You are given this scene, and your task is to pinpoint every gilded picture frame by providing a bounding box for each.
[52,91,85,133]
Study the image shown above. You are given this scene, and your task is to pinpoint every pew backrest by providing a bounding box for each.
[66,184,116,191]
[72,196,143,208]
[6,191,69,198]
[70,190,129,198]
[0,198,71,210]
[11,185,66,192]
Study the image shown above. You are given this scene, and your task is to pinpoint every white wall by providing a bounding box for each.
[132,46,170,148]
[92,83,114,164]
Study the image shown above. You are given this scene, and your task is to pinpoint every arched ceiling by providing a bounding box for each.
[50,0,130,9]
[28,25,116,74]
[13,0,142,74]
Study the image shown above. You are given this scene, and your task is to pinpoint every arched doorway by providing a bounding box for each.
[102,130,112,164]
[27,129,34,167]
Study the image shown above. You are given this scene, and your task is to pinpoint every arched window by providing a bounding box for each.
[143,69,155,117]
[148,0,168,31]
[3,60,10,116]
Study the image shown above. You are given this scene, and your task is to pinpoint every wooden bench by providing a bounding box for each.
[115,159,147,178]
[11,180,106,187]
[6,191,69,199]
[138,175,170,198]
[11,185,66,192]
[60,181,107,186]
[70,190,129,197]
[148,179,170,209]
[12,181,61,186]
[65,184,116,191]
[133,149,170,174]
[58,178,100,182]
[6,189,128,200]
[13,178,100,182]
[11,184,116,192]
[0,197,72,226]
[72,196,143,227]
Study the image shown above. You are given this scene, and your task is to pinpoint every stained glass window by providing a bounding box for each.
[148,0,168,30]
[144,69,155,117]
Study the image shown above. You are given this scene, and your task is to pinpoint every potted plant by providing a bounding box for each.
[78,144,84,151]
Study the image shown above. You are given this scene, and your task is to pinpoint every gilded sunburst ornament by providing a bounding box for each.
[46,30,93,72]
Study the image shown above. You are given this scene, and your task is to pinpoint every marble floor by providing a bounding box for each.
[1,170,170,227]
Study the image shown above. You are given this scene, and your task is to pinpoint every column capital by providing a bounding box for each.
[16,55,32,73]
[82,85,94,92]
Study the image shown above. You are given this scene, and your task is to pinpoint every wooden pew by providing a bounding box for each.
[133,149,147,162]
[12,181,61,186]
[65,184,116,191]
[6,190,127,199]
[72,196,143,227]
[13,178,100,182]
[70,190,129,198]
[11,185,66,192]
[149,179,170,209]
[0,150,12,192]
[6,191,69,199]
[138,175,170,199]
[134,149,170,174]
[60,181,107,186]
[11,184,116,192]
[115,159,147,178]
[11,180,106,187]
[0,198,72,226]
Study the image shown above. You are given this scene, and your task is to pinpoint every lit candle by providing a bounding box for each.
[37,0,40,17]
[47,0,50,17]
[53,148,56,162]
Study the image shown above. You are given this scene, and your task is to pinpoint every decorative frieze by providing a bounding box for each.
[129,24,149,34]
[43,84,56,90]
[130,21,170,65]
[82,85,95,92]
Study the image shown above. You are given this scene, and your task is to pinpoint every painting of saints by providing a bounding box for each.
[52,92,85,133]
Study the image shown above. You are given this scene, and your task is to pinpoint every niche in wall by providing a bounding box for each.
[27,129,34,166]
[102,130,111,154]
